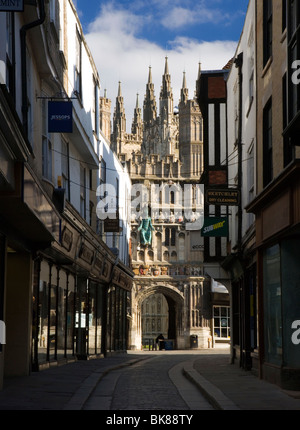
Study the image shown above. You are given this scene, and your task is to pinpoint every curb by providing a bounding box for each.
[63,356,152,410]
[183,361,240,410]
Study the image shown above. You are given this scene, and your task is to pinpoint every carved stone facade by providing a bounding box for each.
[102,58,219,349]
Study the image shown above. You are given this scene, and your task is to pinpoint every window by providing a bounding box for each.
[42,99,52,181]
[249,71,254,112]
[100,158,106,185]
[42,138,53,181]
[165,228,170,246]
[287,0,300,125]
[75,28,82,99]
[263,99,273,187]
[6,13,15,103]
[283,73,294,166]
[80,165,86,218]
[171,228,176,246]
[282,0,287,32]
[213,306,230,339]
[247,140,254,203]
[61,139,70,200]
[93,77,99,135]
[263,0,273,66]
[50,0,60,40]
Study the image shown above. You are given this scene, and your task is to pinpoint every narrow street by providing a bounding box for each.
[83,352,215,411]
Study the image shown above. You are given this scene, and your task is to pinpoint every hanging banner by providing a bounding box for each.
[48,101,73,133]
[0,0,24,11]
[201,217,229,237]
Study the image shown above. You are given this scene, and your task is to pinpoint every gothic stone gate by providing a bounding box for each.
[128,278,212,350]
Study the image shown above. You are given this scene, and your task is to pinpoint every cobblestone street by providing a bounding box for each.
[83,353,214,410]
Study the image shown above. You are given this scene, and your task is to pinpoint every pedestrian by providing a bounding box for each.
[156,333,165,350]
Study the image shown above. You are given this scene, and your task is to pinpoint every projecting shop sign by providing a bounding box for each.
[48,101,73,133]
[201,217,229,237]
[0,0,23,11]
[206,189,240,206]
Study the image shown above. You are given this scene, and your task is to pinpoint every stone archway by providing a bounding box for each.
[130,284,185,350]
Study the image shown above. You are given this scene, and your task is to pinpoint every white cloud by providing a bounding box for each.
[85,3,238,133]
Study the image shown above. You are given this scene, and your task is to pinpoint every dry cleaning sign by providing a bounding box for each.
[201,217,228,237]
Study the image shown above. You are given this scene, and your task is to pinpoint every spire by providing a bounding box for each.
[196,62,202,105]
[144,66,157,127]
[160,56,173,124]
[132,93,143,137]
[182,71,187,89]
[197,62,201,81]
[180,71,188,104]
[112,80,126,149]
[148,66,153,84]
[164,56,169,75]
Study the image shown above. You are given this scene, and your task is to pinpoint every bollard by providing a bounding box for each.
[208,336,212,348]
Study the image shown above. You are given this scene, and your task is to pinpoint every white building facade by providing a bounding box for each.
[224,0,257,370]
[0,0,132,389]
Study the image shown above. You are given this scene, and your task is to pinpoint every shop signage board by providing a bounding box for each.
[0,0,24,11]
[104,214,120,232]
[201,217,229,237]
[48,101,73,133]
[206,188,240,206]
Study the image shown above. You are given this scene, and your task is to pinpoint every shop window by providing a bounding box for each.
[66,275,75,357]
[88,282,96,355]
[57,269,67,360]
[263,244,282,366]
[213,306,230,339]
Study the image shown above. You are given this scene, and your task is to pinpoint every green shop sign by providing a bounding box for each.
[201,217,228,237]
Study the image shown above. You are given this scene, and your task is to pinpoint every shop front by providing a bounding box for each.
[247,160,300,390]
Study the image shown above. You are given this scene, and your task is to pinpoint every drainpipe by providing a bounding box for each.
[21,0,46,137]
[234,52,251,371]
[234,52,243,256]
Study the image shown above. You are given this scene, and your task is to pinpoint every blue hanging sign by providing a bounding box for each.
[48,101,73,133]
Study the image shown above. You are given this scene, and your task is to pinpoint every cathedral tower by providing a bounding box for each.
[179,64,203,178]
[108,61,212,351]
[100,89,111,142]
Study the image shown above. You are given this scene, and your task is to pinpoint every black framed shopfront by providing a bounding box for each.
[32,255,132,370]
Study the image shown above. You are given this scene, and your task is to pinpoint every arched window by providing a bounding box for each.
[171,228,176,246]
[165,228,170,246]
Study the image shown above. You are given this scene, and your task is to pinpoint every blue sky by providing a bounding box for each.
[74,0,249,131]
